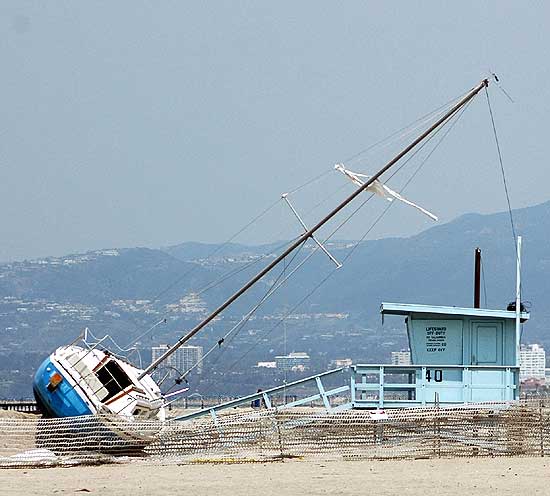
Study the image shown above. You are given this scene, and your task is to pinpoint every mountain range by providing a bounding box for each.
[1,200,549,341]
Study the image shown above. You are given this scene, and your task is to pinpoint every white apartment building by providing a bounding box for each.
[391,350,411,366]
[329,358,353,369]
[151,344,204,378]
[520,344,546,381]
[275,352,310,371]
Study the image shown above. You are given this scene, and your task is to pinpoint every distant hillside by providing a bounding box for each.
[162,241,286,261]
[0,201,549,345]
[307,201,550,342]
[163,201,550,342]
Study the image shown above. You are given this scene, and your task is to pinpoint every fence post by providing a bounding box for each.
[540,399,544,457]
[270,409,285,461]
[434,392,441,458]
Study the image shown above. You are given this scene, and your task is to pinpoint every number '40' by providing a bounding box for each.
[425,369,443,382]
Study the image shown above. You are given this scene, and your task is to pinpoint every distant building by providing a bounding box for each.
[520,344,545,381]
[275,352,310,372]
[151,344,203,377]
[391,350,411,366]
[329,358,353,369]
[256,361,277,369]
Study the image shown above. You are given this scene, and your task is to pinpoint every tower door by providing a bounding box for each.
[471,321,503,365]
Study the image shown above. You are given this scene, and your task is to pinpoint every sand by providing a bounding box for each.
[1,457,549,496]
[0,410,37,419]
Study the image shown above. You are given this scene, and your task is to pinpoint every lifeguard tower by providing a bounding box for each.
[176,299,529,422]
[348,240,529,409]
[349,302,529,408]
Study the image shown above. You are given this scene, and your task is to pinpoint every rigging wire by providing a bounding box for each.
[127,87,476,340]
[85,327,142,357]
[191,239,298,299]
[279,87,473,213]
[97,84,474,358]
[119,197,283,346]
[122,83,480,374]
[121,318,168,353]
[271,103,457,242]
[286,169,334,196]
[485,87,518,251]
[272,92,475,256]
[318,97,472,245]
[342,87,473,165]
[204,241,307,365]
[225,96,475,370]
[480,254,489,308]
[163,87,476,382]
[120,87,474,351]
[357,98,475,240]
[342,101,474,257]
[488,72,515,103]
[484,85,526,305]
[142,197,282,305]
[221,146,449,371]
[274,97,457,242]
[123,235,301,349]
[287,87,471,196]
[167,240,309,386]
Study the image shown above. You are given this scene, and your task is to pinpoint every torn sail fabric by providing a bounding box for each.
[334,164,438,221]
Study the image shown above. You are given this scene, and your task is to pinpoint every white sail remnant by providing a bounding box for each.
[334,164,438,221]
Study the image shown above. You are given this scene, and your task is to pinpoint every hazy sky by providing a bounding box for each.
[1,2,549,261]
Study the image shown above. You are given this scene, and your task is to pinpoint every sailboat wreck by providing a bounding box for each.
[24,77,533,460]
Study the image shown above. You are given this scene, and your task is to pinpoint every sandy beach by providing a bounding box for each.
[1,457,549,496]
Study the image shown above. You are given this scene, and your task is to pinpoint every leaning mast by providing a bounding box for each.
[139,78,490,379]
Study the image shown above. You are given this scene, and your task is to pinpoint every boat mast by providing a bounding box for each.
[139,78,489,379]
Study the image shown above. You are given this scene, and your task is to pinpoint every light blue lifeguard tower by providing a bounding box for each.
[349,302,529,409]
[177,302,529,422]
[178,303,529,420]
[176,300,529,421]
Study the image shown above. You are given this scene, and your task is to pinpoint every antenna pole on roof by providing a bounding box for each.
[515,236,522,365]
[139,78,490,379]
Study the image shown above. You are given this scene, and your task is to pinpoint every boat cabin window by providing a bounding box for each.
[95,360,133,401]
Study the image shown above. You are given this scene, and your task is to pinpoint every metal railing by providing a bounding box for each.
[351,364,519,408]
[174,367,351,422]
[0,400,40,413]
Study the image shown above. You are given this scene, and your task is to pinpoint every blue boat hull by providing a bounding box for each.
[33,357,93,418]
[33,356,152,454]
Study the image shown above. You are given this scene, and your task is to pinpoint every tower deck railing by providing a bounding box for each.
[351,364,518,408]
